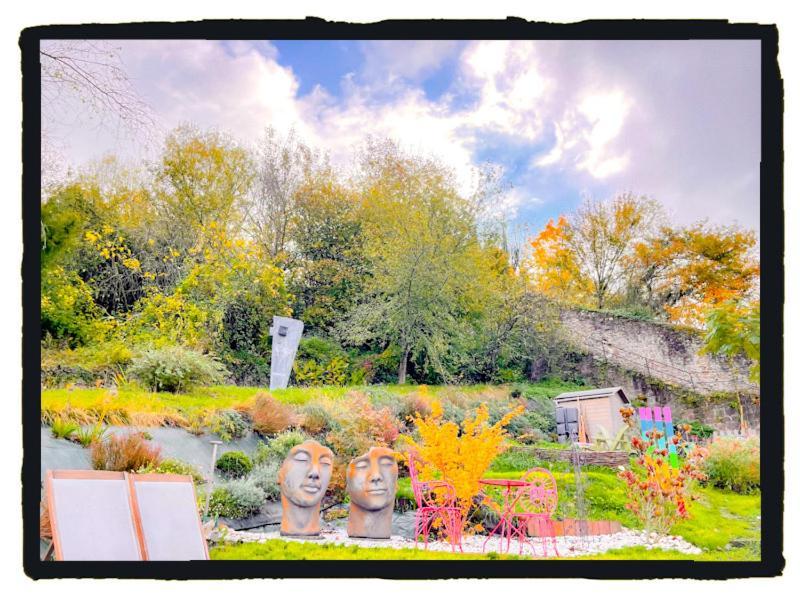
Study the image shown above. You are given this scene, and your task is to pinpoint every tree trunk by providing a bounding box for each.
[398,348,410,384]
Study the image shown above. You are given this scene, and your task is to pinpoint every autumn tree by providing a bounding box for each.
[153,126,253,252]
[663,224,759,326]
[626,223,759,326]
[526,215,590,305]
[564,194,662,309]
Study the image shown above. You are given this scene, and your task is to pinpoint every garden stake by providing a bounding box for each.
[204,440,223,517]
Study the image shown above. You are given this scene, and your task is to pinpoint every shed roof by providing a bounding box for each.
[553,387,629,404]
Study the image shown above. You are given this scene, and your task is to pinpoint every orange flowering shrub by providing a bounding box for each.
[324,391,401,503]
[326,392,399,458]
[401,399,524,526]
[618,424,708,536]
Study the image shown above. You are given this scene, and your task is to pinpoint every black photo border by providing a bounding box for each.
[21,17,784,580]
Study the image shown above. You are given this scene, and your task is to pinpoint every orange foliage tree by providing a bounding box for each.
[628,223,759,326]
[526,215,590,304]
[400,399,524,526]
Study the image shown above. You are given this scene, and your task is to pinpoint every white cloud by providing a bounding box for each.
[43,39,759,230]
[459,40,550,139]
[359,40,461,83]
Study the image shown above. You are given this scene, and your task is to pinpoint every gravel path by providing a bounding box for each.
[215,525,702,558]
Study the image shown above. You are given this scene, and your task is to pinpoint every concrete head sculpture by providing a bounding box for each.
[346,447,399,539]
[278,440,334,536]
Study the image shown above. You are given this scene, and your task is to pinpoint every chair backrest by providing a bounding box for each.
[517,467,558,516]
[406,451,425,507]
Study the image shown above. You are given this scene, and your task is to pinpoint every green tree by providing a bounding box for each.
[288,168,369,334]
[702,299,760,433]
[340,140,487,384]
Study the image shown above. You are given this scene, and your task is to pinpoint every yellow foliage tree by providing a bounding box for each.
[401,399,524,524]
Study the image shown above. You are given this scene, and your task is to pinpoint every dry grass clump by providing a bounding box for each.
[90,431,162,471]
[250,392,299,435]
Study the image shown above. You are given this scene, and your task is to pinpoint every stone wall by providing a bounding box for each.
[560,308,755,395]
[552,309,760,431]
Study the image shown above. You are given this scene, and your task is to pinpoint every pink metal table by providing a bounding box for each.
[479,478,530,553]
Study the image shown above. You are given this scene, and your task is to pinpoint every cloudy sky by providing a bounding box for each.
[43,39,761,233]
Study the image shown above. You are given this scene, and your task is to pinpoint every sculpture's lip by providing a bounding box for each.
[301,485,321,493]
[367,488,388,494]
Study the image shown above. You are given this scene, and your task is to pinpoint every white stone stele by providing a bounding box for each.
[269,316,304,390]
[216,526,702,558]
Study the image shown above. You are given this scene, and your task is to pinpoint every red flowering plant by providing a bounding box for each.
[617,410,708,537]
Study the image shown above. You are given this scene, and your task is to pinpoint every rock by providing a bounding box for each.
[219,501,282,530]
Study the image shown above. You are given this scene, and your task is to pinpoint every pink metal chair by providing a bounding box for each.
[508,467,560,557]
[407,451,463,552]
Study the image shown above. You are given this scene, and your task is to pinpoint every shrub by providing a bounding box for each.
[684,420,715,440]
[129,346,229,392]
[294,357,349,386]
[401,400,524,530]
[74,422,108,447]
[395,390,433,427]
[254,430,307,465]
[91,432,162,471]
[325,392,399,460]
[215,451,254,478]
[50,417,79,440]
[208,410,251,442]
[250,392,299,434]
[139,458,205,484]
[299,402,334,435]
[703,437,760,493]
[618,419,708,536]
[247,462,281,500]
[209,480,265,519]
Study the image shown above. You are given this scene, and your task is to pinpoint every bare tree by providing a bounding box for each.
[40,40,156,141]
[245,128,316,261]
[566,193,662,309]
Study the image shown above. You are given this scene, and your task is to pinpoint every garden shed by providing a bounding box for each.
[553,387,630,443]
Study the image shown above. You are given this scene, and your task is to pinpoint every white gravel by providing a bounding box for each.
[214,526,702,558]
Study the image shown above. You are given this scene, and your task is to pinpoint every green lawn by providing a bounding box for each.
[210,539,523,560]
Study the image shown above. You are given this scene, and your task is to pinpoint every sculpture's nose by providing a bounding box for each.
[369,467,383,484]
[307,468,320,481]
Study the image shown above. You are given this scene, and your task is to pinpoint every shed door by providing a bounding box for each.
[579,398,614,441]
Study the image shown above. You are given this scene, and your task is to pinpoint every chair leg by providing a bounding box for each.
[422,515,429,550]
[548,518,560,557]
[455,513,464,553]
[449,511,463,553]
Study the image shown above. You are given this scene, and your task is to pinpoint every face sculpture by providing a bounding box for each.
[346,447,398,539]
[278,440,333,536]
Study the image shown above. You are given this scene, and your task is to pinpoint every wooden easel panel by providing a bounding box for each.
[46,470,144,561]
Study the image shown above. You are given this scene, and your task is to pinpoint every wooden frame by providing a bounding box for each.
[129,472,210,560]
[45,470,208,561]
